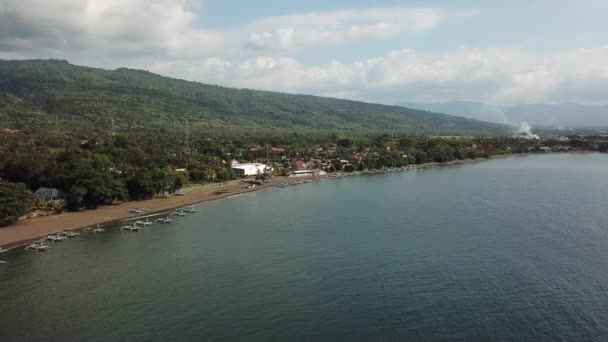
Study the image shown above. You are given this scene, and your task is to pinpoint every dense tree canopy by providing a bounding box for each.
[0,59,509,136]
[0,180,32,226]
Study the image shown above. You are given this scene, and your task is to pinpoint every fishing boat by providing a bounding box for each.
[36,244,51,252]
[177,210,187,217]
[135,220,146,225]
[155,218,166,223]
[64,231,80,238]
[83,227,93,232]
[142,219,153,226]
[162,217,173,224]
[0,261,7,264]
[170,211,181,216]
[47,235,66,242]
[25,242,41,251]
[0,247,9,254]
[92,227,104,233]
[183,207,196,214]
[121,225,133,230]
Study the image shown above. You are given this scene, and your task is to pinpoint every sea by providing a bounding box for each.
[2,153,608,341]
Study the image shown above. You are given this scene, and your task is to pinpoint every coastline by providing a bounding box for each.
[0,154,519,249]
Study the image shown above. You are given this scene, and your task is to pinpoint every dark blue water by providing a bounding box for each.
[2,153,608,341]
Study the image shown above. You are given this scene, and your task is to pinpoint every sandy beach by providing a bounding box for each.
[0,154,520,249]
[0,177,295,249]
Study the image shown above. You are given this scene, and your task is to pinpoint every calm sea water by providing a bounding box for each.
[2,153,608,341]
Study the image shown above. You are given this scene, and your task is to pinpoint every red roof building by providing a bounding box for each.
[271,147,286,152]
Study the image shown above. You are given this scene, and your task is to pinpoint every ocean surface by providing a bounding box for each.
[2,153,608,341]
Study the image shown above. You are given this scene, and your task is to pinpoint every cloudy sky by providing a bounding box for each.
[1,0,607,105]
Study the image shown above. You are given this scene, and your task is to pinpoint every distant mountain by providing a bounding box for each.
[0,59,509,136]
[399,101,608,128]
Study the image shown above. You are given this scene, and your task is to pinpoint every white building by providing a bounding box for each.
[232,163,272,177]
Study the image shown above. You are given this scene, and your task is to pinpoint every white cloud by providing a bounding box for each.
[247,7,443,50]
[1,1,607,106]
[146,46,608,105]
[0,1,447,58]
[0,0,229,58]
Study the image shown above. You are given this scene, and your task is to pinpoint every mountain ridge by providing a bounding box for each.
[0,59,509,135]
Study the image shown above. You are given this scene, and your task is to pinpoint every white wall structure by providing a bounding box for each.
[232,163,272,177]
[289,169,327,178]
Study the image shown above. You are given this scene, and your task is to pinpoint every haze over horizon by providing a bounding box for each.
[2,0,608,115]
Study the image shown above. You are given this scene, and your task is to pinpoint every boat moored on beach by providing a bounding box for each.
[25,242,43,251]
[36,244,51,251]
[47,235,66,242]
[122,224,141,232]
[64,231,80,238]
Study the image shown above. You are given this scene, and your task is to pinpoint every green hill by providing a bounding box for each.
[0,59,509,135]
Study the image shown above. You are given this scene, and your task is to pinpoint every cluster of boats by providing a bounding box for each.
[121,207,196,232]
[22,229,87,252]
[46,231,79,242]
[0,206,199,259]
[25,242,51,252]
[276,180,312,188]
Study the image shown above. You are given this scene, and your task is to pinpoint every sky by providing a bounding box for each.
[1,0,608,106]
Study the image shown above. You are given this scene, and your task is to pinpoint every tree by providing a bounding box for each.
[0,180,32,226]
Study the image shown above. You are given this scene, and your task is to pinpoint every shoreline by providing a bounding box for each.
[0,177,294,249]
[0,153,527,249]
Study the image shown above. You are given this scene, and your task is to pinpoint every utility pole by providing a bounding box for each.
[110,117,116,136]
[184,120,191,167]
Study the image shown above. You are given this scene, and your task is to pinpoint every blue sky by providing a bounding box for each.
[1,0,608,105]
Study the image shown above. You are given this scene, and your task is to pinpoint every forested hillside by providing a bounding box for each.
[0,59,508,135]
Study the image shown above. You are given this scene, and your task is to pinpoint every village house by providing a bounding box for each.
[33,187,65,202]
[2,128,20,134]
